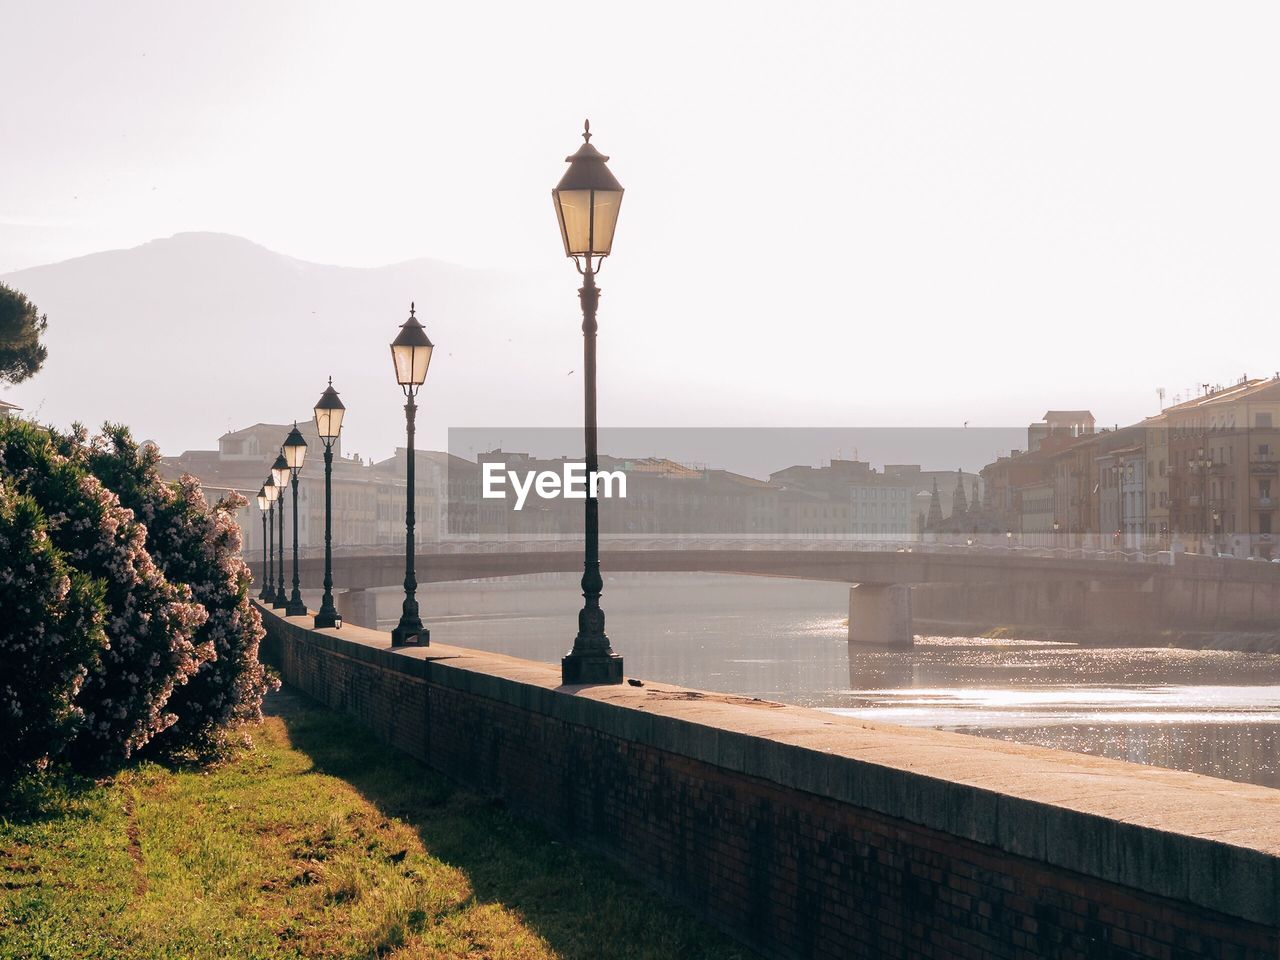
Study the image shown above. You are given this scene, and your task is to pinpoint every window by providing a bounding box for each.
[1262,514,1273,536]
[1258,413,1274,429]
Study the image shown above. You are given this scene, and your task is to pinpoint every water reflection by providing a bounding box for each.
[369,572,1280,789]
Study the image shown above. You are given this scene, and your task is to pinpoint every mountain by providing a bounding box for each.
[0,233,581,460]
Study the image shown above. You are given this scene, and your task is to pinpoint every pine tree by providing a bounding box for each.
[926,478,944,528]
[0,282,48,385]
[951,469,968,516]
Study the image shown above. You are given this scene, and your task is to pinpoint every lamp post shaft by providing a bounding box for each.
[274,491,287,607]
[392,395,426,645]
[579,265,604,635]
[562,259,622,684]
[286,473,307,616]
[315,445,339,628]
[268,502,276,600]
[260,512,269,600]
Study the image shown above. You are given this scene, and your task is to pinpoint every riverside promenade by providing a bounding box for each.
[257,601,1280,960]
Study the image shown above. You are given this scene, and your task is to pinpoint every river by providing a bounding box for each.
[353,571,1280,789]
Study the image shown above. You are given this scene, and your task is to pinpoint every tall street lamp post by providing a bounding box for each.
[552,119,625,685]
[270,453,290,607]
[262,476,279,601]
[313,380,346,629]
[256,486,271,601]
[390,304,433,647]
[283,424,309,616]
[1188,447,1214,555]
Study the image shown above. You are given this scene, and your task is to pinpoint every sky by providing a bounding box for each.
[3,1,1280,457]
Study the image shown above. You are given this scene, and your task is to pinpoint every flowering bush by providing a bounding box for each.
[0,479,106,774]
[0,419,208,771]
[86,426,272,761]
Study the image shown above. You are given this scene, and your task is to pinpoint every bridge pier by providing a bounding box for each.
[848,583,913,647]
[336,588,380,629]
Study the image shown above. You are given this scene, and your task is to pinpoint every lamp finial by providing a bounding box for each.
[583,119,591,143]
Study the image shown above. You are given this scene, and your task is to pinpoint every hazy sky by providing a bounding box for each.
[4,2,1280,449]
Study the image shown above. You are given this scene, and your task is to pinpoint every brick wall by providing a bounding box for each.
[260,606,1280,959]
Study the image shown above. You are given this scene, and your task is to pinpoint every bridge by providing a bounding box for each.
[249,544,1280,644]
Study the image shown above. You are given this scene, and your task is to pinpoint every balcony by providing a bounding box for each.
[1257,497,1276,510]
[1251,460,1279,474]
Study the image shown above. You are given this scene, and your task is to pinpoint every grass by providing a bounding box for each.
[0,688,756,960]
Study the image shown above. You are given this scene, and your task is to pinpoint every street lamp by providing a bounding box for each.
[282,424,309,616]
[1188,447,1214,554]
[552,119,625,685]
[389,303,433,647]
[313,379,345,629]
[256,486,271,601]
[262,476,279,602]
[270,452,290,608]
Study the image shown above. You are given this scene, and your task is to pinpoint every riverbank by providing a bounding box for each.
[913,618,1280,652]
[0,687,754,960]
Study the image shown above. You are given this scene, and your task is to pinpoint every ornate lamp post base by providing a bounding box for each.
[286,598,308,617]
[391,622,429,647]
[561,651,623,685]
[314,608,340,630]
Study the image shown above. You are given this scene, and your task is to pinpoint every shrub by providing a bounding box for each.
[86,426,272,761]
[0,479,107,774]
[0,419,208,770]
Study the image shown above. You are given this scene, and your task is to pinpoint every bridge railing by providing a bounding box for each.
[253,533,1178,566]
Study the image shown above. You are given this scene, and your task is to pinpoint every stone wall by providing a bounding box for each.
[259,603,1280,959]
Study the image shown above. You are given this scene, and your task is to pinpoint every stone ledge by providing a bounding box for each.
[259,602,1280,927]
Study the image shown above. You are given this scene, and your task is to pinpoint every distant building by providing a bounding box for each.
[1018,479,1056,545]
[1142,413,1171,545]
[1162,378,1280,558]
[159,420,450,556]
[971,378,1280,557]
[1028,410,1095,451]
[769,459,919,539]
[0,398,21,419]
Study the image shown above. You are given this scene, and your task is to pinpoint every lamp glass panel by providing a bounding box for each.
[257,492,269,511]
[555,189,592,255]
[271,463,290,488]
[555,188,622,257]
[315,404,344,440]
[284,440,307,471]
[393,342,432,386]
[588,190,622,255]
[411,342,432,384]
[265,482,279,502]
